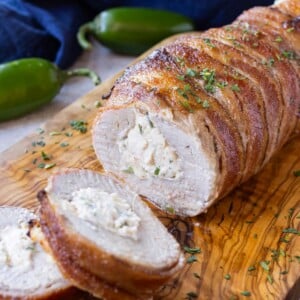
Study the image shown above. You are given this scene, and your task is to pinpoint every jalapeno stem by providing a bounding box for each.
[77,22,95,50]
[65,68,101,85]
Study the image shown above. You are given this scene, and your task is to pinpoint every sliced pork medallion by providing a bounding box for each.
[93,0,300,217]
[38,168,184,300]
[93,103,221,217]
[0,206,77,300]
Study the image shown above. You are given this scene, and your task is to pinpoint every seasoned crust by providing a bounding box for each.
[92,1,300,216]
[107,49,245,199]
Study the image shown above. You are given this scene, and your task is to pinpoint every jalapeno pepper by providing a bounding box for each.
[0,58,100,121]
[77,7,194,55]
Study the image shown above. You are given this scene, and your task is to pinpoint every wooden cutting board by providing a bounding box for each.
[0,35,299,300]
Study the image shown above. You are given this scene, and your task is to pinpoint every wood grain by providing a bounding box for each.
[0,34,299,299]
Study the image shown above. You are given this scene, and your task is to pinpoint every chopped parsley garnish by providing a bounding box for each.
[293,170,300,177]
[146,114,154,128]
[175,56,185,66]
[166,206,175,214]
[123,167,134,174]
[281,50,297,60]
[70,120,88,133]
[32,140,45,147]
[200,68,216,93]
[95,100,102,108]
[231,84,240,92]
[268,58,275,67]
[216,81,228,88]
[41,151,51,161]
[282,228,300,235]
[177,84,191,99]
[233,40,243,48]
[37,162,56,169]
[267,274,274,284]
[295,256,300,263]
[240,291,251,296]
[270,249,285,260]
[193,272,201,279]
[49,131,62,136]
[288,208,295,219]
[224,274,231,280]
[65,132,73,137]
[154,167,160,175]
[186,255,198,264]
[60,142,69,147]
[203,38,216,48]
[195,96,202,104]
[37,163,45,169]
[138,124,143,134]
[274,36,283,43]
[184,246,201,254]
[248,266,256,271]
[245,220,254,224]
[260,260,270,272]
[202,100,210,108]
[186,68,197,77]
[26,245,36,251]
[286,27,295,33]
[44,163,56,170]
[177,74,185,81]
[37,128,44,134]
[280,237,290,243]
[180,100,194,113]
[185,291,198,299]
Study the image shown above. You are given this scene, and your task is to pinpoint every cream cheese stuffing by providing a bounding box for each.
[118,112,183,179]
[62,187,141,240]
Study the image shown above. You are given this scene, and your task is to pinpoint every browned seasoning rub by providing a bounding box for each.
[92,0,300,217]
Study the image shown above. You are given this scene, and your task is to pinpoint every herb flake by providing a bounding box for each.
[231,84,240,92]
[282,50,296,60]
[41,151,51,161]
[248,266,256,272]
[282,228,300,235]
[260,260,270,272]
[203,38,216,48]
[293,170,300,177]
[44,163,56,170]
[70,120,88,133]
[240,291,251,297]
[184,246,201,254]
[186,255,198,264]
[200,68,216,93]
[185,291,198,299]
[123,167,134,174]
[60,142,69,147]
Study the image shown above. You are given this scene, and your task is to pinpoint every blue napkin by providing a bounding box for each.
[0,0,273,69]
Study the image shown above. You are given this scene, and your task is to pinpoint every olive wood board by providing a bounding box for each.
[0,34,299,300]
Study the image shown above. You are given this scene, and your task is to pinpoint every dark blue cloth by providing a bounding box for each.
[0,0,273,69]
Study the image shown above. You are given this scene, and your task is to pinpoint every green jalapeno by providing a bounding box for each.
[77,7,194,55]
[0,58,100,121]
